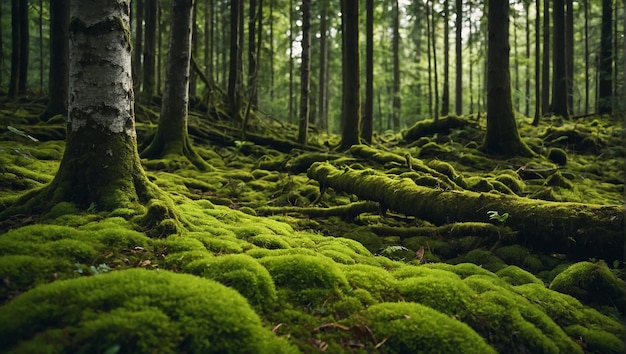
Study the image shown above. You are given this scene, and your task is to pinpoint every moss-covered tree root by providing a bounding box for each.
[257,201,381,218]
[307,162,624,261]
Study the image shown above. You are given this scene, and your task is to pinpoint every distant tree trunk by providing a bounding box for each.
[338,0,361,150]
[157,1,163,94]
[524,1,530,116]
[513,17,519,111]
[142,0,157,104]
[8,0,20,99]
[189,2,198,97]
[427,3,433,119]
[24,0,157,211]
[392,0,401,130]
[205,0,214,83]
[468,0,474,114]
[269,1,274,100]
[481,0,533,157]
[550,0,569,119]
[597,0,613,114]
[297,0,311,145]
[541,0,550,114]
[142,0,209,171]
[441,0,450,116]
[248,0,258,106]
[40,0,69,121]
[38,0,43,92]
[565,0,573,113]
[455,0,462,116]
[288,0,294,123]
[318,3,329,131]
[362,0,374,143]
[133,0,144,93]
[0,4,3,87]
[17,0,28,95]
[228,0,242,122]
[431,0,439,121]
[533,0,542,126]
[583,0,591,115]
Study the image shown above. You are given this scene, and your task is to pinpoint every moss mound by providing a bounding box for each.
[360,302,496,353]
[0,268,295,353]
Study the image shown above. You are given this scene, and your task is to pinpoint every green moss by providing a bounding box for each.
[549,261,625,312]
[450,250,507,272]
[342,264,399,302]
[465,176,495,192]
[546,147,568,166]
[0,268,295,353]
[0,255,70,299]
[564,325,624,354]
[260,254,348,306]
[341,229,383,253]
[184,254,278,312]
[494,171,526,194]
[393,264,462,281]
[359,302,495,353]
[496,265,544,286]
[398,275,476,315]
[544,172,574,189]
[250,234,292,250]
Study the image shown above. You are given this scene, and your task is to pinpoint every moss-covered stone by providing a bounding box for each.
[450,250,507,272]
[359,302,496,353]
[398,275,476,315]
[0,268,296,353]
[547,147,568,165]
[549,261,626,313]
[496,265,544,286]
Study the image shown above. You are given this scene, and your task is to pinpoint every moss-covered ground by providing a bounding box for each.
[0,100,624,353]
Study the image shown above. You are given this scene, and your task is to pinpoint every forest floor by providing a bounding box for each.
[0,96,625,353]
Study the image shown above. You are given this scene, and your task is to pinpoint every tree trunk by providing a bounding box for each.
[362,0,374,143]
[8,0,21,99]
[142,0,157,104]
[597,0,613,114]
[513,18,519,111]
[431,0,439,121]
[318,3,329,132]
[533,0,542,126]
[17,0,28,95]
[441,0,450,116]
[297,0,311,145]
[392,0,401,130]
[141,0,208,171]
[228,0,242,122]
[307,162,624,261]
[338,0,361,150]
[455,0,462,116]
[288,0,294,124]
[481,0,533,157]
[565,0,573,113]
[157,1,163,93]
[550,0,569,119]
[27,0,155,211]
[0,3,3,88]
[189,2,198,97]
[584,0,589,115]
[40,0,69,121]
[248,0,258,106]
[525,2,530,117]
[133,0,144,93]
[541,0,550,115]
[269,0,274,100]
[426,3,433,119]
[38,0,43,92]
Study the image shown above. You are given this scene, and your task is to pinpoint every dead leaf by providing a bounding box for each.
[416,246,425,263]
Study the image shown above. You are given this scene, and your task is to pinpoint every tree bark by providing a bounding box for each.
[565,0,574,113]
[455,0,462,116]
[8,0,21,99]
[307,162,624,261]
[525,1,531,116]
[481,0,533,157]
[142,0,157,104]
[338,0,361,151]
[431,0,439,121]
[248,0,258,106]
[297,0,311,145]
[533,0,542,126]
[17,0,28,96]
[584,0,589,115]
[141,0,209,171]
[597,0,613,114]
[40,0,69,121]
[228,0,242,122]
[550,0,569,119]
[541,0,550,115]
[392,0,401,130]
[441,0,450,116]
[132,0,144,93]
[362,0,373,143]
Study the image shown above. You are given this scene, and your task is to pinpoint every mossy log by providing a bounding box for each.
[307,162,624,261]
[402,115,472,142]
[257,201,381,218]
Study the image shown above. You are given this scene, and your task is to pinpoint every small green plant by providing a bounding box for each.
[487,210,509,224]
[74,262,111,275]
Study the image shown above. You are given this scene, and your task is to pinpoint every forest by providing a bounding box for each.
[0,0,624,353]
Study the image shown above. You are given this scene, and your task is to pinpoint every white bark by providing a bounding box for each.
[68,0,135,137]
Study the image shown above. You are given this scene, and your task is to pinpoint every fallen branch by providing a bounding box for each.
[307,162,624,261]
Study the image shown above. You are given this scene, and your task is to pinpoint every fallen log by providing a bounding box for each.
[307,162,624,261]
[257,201,381,218]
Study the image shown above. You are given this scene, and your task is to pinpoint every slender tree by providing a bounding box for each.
[189,2,198,97]
[541,0,550,114]
[142,0,157,103]
[142,0,209,171]
[565,0,573,112]
[533,0,542,126]
[597,0,613,114]
[441,0,450,116]
[524,0,531,116]
[392,0,401,129]
[550,0,569,119]
[8,0,22,98]
[228,0,243,122]
[288,0,294,123]
[248,0,258,106]
[318,1,329,131]
[362,0,374,143]
[132,0,144,92]
[426,1,433,118]
[40,0,69,121]
[17,0,28,95]
[455,0,463,116]
[338,0,361,150]
[584,0,589,114]
[297,0,311,145]
[481,0,533,157]
[431,0,439,121]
